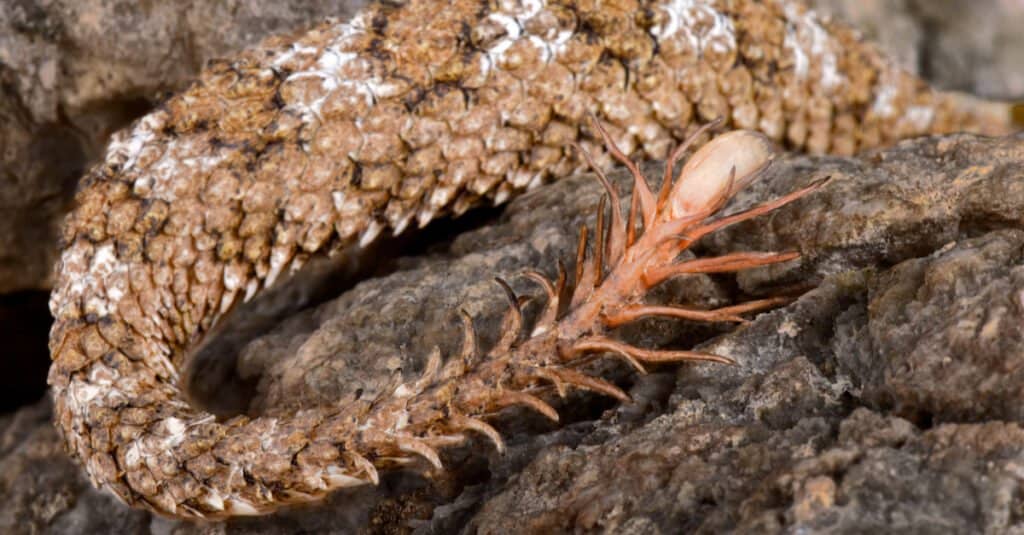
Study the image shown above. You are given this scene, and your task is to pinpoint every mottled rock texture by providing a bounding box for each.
[5,132,1024,532]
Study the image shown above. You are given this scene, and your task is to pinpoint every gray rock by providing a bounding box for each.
[0,398,149,534]
[809,0,1024,99]
[848,229,1024,423]
[906,0,1024,99]
[455,134,1024,534]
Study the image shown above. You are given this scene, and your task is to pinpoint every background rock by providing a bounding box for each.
[809,0,1024,99]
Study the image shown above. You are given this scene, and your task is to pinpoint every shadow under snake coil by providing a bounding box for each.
[48,0,1018,519]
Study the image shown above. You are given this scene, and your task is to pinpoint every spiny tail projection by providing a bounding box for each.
[54,116,821,518]
[48,0,1013,520]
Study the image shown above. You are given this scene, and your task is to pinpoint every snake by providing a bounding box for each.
[47,0,1019,518]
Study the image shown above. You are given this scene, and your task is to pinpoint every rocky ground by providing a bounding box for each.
[2,1,1024,534]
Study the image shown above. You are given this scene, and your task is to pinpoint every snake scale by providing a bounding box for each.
[47,0,1017,519]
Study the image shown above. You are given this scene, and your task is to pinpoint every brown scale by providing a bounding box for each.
[48,0,1019,519]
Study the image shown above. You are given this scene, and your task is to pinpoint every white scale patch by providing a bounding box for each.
[905,105,935,130]
[870,69,934,130]
[106,126,155,171]
[106,110,230,204]
[871,80,898,116]
[649,0,736,57]
[276,16,381,123]
[54,242,130,319]
[159,417,190,448]
[66,363,131,421]
[782,2,844,92]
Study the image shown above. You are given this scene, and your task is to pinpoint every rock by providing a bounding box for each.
[765,410,1024,533]
[847,229,1024,423]
[0,74,85,293]
[6,132,1024,532]
[703,133,1024,291]
[0,399,149,534]
[443,134,1024,533]
[906,0,1024,99]
[809,0,1024,99]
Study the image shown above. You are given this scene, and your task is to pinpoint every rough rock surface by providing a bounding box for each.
[4,132,1024,532]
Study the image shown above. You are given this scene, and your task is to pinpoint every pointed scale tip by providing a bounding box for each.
[457,308,479,364]
[452,414,506,454]
[397,436,444,471]
[489,277,524,356]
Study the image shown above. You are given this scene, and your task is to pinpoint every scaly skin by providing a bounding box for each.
[48,0,1016,519]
